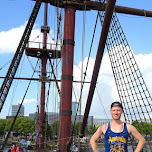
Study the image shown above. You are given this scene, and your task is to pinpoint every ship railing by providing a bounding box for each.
[26,41,62,51]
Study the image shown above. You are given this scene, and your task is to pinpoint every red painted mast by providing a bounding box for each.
[25,2,61,148]
[58,8,75,152]
[39,3,48,148]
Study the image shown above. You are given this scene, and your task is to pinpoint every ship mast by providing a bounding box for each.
[58,7,76,152]
[25,2,61,149]
[39,3,48,148]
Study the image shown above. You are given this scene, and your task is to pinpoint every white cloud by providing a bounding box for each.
[73,53,115,118]
[135,53,152,95]
[73,51,152,119]
[19,98,37,104]
[0,22,55,54]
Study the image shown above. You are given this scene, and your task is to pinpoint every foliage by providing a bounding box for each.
[73,122,82,135]
[86,125,97,135]
[50,121,59,138]
[14,117,35,134]
[4,119,12,132]
[1,117,35,134]
[44,122,52,139]
[96,125,101,129]
[71,122,100,136]
[0,118,102,138]
[132,121,152,135]
[0,119,7,132]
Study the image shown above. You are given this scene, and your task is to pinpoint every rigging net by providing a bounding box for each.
[100,12,152,151]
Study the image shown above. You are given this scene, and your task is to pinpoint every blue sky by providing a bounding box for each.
[0,0,152,119]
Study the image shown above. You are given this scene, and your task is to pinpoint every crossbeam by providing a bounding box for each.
[0,77,90,83]
[36,0,152,17]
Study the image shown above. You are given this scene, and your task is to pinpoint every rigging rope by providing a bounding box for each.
[45,65,54,147]
[71,2,108,147]
[44,2,62,145]
[0,59,12,71]
[48,58,61,96]
[99,11,152,151]
[95,88,109,119]
[72,12,99,130]
[4,54,27,121]
[1,59,39,150]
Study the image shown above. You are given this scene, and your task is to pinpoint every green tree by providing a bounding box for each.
[4,119,12,132]
[132,121,152,135]
[45,123,52,139]
[16,117,35,134]
[0,119,6,132]
[12,117,23,132]
[95,125,101,130]
[74,122,82,135]
[87,125,97,135]
[3,117,35,134]
[51,121,59,138]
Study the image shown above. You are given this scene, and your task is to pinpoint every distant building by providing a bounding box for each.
[93,118,112,126]
[72,101,78,115]
[29,112,59,125]
[58,101,78,115]
[71,115,93,127]
[29,112,93,127]
[12,104,24,116]
[6,116,16,120]
[6,116,26,120]
[47,112,59,125]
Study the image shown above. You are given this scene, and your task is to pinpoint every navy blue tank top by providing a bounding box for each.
[104,122,128,152]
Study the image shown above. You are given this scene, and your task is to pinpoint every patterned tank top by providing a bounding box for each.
[104,122,128,152]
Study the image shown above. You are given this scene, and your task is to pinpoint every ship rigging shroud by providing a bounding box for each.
[0,0,152,151]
